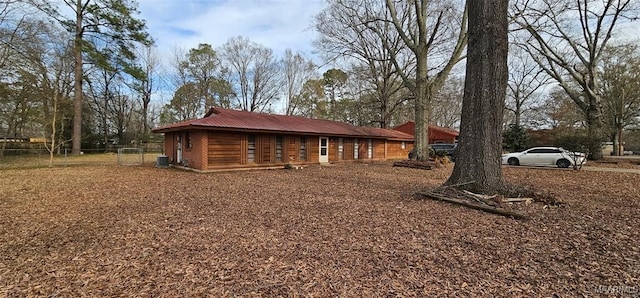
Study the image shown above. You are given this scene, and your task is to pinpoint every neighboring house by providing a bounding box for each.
[393,121,459,144]
[152,107,414,171]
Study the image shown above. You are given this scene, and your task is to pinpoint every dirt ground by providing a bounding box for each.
[0,162,638,297]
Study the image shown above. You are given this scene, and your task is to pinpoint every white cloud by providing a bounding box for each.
[138,0,323,58]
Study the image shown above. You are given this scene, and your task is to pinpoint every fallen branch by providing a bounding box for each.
[417,191,529,220]
[392,160,434,170]
[502,197,533,203]
[440,181,477,189]
[460,190,499,207]
[462,190,498,200]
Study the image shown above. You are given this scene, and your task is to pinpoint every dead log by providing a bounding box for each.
[393,160,434,170]
[417,191,529,220]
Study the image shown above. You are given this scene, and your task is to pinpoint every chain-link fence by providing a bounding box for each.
[0,147,163,169]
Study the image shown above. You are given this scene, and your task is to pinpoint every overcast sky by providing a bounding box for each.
[137,0,324,59]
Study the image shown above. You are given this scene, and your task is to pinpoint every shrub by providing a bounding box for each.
[503,124,530,152]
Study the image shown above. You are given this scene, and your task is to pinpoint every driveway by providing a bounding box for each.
[582,166,640,174]
[503,164,640,174]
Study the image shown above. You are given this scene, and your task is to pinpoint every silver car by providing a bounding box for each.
[502,147,587,168]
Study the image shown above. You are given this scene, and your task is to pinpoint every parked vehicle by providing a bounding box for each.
[430,143,458,161]
[408,143,458,160]
[501,147,587,168]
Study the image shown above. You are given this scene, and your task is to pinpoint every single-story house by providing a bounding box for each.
[152,107,414,171]
[393,121,459,144]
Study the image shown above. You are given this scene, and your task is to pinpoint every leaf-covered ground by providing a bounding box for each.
[0,162,638,297]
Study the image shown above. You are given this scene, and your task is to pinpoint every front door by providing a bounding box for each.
[319,137,329,163]
[176,134,183,164]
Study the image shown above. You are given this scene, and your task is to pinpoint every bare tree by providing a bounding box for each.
[86,67,119,148]
[511,0,638,159]
[219,36,280,112]
[366,0,467,160]
[281,49,317,115]
[446,0,509,193]
[431,76,464,129]
[540,88,587,133]
[133,45,160,142]
[315,0,410,128]
[30,25,74,163]
[600,44,640,155]
[1,16,63,156]
[506,48,550,127]
[29,0,152,154]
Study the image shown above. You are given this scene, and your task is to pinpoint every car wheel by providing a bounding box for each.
[507,157,519,166]
[556,159,571,168]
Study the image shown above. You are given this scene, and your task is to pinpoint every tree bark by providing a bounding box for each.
[446,0,508,193]
[71,0,84,155]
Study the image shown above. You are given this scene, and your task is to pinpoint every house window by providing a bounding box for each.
[248,135,256,163]
[401,141,406,149]
[354,138,359,160]
[299,137,307,161]
[186,132,192,149]
[275,135,283,162]
[338,138,343,160]
[367,139,373,159]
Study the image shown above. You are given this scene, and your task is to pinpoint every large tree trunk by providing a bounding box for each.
[446,0,508,193]
[412,41,430,161]
[71,0,83,155]
[586,104,604,159]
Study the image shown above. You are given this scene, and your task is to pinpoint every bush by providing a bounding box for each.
[503,124,530,152]
[554,134,600,158]
[434,150,449,158]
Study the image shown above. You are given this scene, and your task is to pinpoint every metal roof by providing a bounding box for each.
[152,107,414,141]
[392,121,459,137]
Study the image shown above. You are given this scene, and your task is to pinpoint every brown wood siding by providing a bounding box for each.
[164,132,175,163]
[259,135,272,164]
[308,136,319,162]
[386,140,413,160]
[343,138,354,160]
[170,130,413,170]
[240,134,247,164]
[208,132,242,165]
[358,139,367,159]
[328,138,338,162]
[374,139,385,160]
[286,136,298,163]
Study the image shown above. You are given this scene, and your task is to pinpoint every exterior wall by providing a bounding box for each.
[308,136,319,162]
[181,130,206,169]
[387,140,413,160]
[286,136,299,163]
[373,139,386,160]
[358,138,367,160]
[163,132,175,162]
[208,131,243,167]
[328,137,338,162]
[162,130,414,170]
[161,130,208,169]
[343,138,354,160]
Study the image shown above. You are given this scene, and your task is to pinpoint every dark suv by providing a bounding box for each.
[408,143,458,160]
[430,143,458,160]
